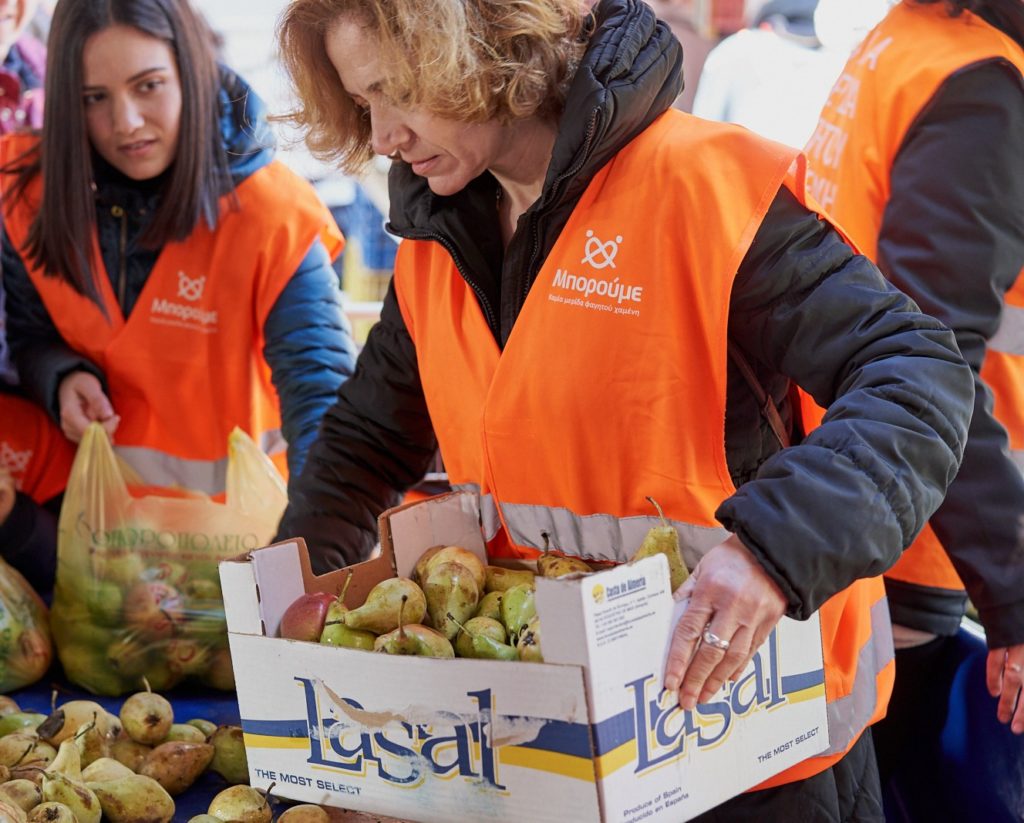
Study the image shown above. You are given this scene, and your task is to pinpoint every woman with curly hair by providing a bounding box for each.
[275,2,975,818]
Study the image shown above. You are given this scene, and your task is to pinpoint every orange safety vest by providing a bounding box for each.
[0,393,74,503]
[395,110,893,787]
[0,134,343,496]
[805,1,1024,593]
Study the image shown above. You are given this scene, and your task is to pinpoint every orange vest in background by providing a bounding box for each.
[805,1,1024,594]
[0,134,343,496]
[0,393,74,503]
[396,110,893,787]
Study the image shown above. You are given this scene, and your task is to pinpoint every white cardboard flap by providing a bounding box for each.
[384,492,486,577]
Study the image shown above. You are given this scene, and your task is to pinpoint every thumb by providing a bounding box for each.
[83,386,115,421]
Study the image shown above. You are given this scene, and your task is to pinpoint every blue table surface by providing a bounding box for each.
[7,661,243,821]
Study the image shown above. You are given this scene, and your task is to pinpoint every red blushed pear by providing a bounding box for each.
[279,591,337,642]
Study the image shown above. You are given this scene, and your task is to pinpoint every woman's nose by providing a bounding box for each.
[111,95,144,134]
[369,105,411,158]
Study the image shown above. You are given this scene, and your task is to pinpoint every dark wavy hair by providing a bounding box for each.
[2,0,232,306]
[914,0,1024,47]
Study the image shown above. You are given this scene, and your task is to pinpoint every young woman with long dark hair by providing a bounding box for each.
[0,0,357,507]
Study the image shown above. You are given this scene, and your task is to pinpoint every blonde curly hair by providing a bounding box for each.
[277,0,588,172]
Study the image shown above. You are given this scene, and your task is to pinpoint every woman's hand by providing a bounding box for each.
[988,645,1024,734]
[58,371,120,443]
[663,533,787,710]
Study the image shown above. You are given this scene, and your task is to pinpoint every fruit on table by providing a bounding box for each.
[207,784,271,823]
[37,700,111,746]
[344,578,426,635]
[27,802,77,822]
[81,757,133,784]
[424,561,479,640]
[0,714,45,738]
[40,769,101,823]
[89,773,174,823]
[0,778,41,812]
[631,496,690,592]
[164,723,207,744]
[139,740,215,795]
[279,592,336,643]
[119,681,173,746]
[208,725,249,786]
[109,735,151,773]
[278,804,331,822]
[0,698,19,716]
[186,718,217,738]
[0,797,26,823]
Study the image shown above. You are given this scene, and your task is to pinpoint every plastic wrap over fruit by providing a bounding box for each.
[0,557,53,691]
[50,424,284,695]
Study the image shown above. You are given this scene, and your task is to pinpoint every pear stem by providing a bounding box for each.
[50,690,57,714]
[73,715,98,741]
[541,531,551,553]
[447,612,474,638]
[646,496,669,528]
[142,676,152,693]
[398,595,408,640]
[12,743,34,768]
[338,572,354,604]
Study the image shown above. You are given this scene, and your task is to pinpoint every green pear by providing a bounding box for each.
[207,784,271,823]
[165,723,207,744]
[186,718,217,738]
[88,773,174,823]
[343,578,426,635]
[374,595,454,658]
[422,546,486,591]
[109,734,151,773]
[208,726,249,785]
[94,551,145,588]
[0,714,46,738]
[278,804,331,822]
[484,565,536,592]
[81,758,133,784]
[0,697,19,716]
[0,796,26,823]
[423,561,479,640]
[517,616,544,662]
[84,582,123,627]
[500,583,537,643]
[40,771,101,823]
[475,590,503,621]
[105,636,153,682]
[412,545,445,586]
[631,496,690,592]
[38,701,112,746]
[451,615,517,661]
[187,817,223,823]
[119,684,173,746]
[536,532,593,578]
[0,734,45,769]
[318,574,376,649]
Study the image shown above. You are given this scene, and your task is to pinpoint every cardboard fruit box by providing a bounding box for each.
[220,492,829,822]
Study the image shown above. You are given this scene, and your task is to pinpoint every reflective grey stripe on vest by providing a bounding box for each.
[988,304,1024,356]
[115,428,285,497]
[821,596,894,756]
[1010,449,1024,475]
[451,483,729,566]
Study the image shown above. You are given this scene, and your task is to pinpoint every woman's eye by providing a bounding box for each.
[139,79,164,93]
[83,92,105,106]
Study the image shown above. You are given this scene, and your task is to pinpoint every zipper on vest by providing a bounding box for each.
[402,229,500,332]
[111,204,128,310]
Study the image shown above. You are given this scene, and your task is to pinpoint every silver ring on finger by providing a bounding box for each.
[701,627,730,651]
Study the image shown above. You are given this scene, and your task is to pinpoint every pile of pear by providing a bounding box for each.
[0,683,250,823]
[283,497,690,665]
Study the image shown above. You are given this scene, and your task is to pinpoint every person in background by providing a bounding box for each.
[275,0,974,818]
[0,391,72,592]
[1,0,357,507]
[0,0,45,137]
[644,0,714,112]
[803,0,1024,815]
[691,0,835,147]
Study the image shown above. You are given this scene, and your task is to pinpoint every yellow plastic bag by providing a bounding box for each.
[50,423,286,695]
[0,557,52,693]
